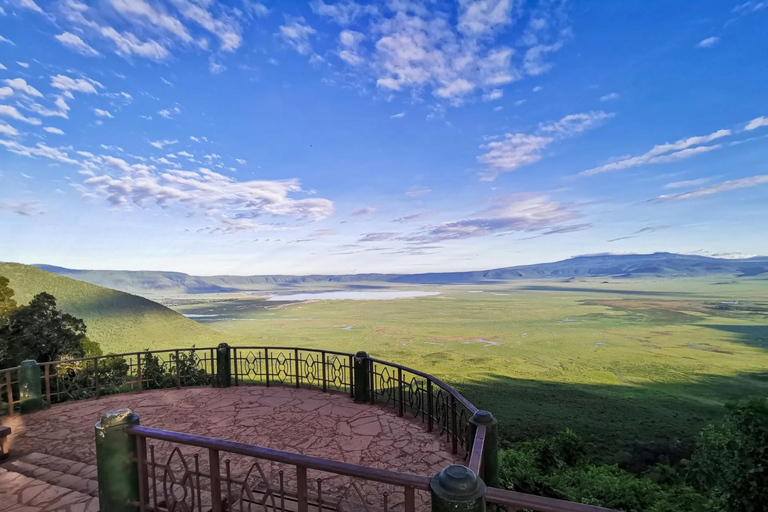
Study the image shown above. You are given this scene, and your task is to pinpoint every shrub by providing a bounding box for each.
[687,397,768,512]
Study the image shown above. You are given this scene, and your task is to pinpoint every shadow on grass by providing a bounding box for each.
[699,324,768,351]
[453,371,768,463]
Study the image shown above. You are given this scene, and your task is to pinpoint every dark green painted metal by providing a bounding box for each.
[215,343,231,388]
[430,465,486,512]
[353,351,370,403]
[95,409,140,512]
[470,411,499,488]
[19,360,43,414]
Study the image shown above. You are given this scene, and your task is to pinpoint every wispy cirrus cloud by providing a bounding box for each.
[478,111,613,180]
[653,175,768,201]
[579,128,732,177]
[5,78,43,97]
[0,105,42,125]
[0,199,46,216]
[404,193,585,243]
[607,225,668,243]
[279,17,316,55]
[663,178,711,190]
[55,32,100,56]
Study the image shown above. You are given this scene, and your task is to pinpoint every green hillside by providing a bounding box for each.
[0,263,231,354]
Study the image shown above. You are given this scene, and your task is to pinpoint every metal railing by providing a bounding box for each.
[1,346,620,512]
[128,424,429,512]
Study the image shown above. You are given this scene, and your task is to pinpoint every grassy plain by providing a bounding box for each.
[169,277,768,461]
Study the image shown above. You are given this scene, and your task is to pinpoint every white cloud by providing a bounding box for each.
[16,61,29,68]
[0,35,14,45]
[150,139,178,149]
[655,175,768,201]
[0,105,42,125]
[158,106,181,118]
[235,158,246,164]
[0,87,11,98]
[580,128,732,177]
[745,116,768,131]
[532,85,543,92]
[18,0,43,13]
[482,89,503,101]
[523,41,564,75]
[27,96,70,119]
[0,139,77,163]
[51,74,100,94]
[0,199,45,216]
[5,78,43,97]
[478,133,552,180]
[178,151,193,157]
[43,126,65,135]
[55,32,100,56]
[600,92,620,102]
[0,122,19,136]
[100,26,169,60]
[78,156,334,230]
[337,29,365,65]
[663,178,710,189]
[391,111,406,119]
[279,18,316,55]
[95,108,113,118]
[479,111,612,180]
[109,0,193,43]
[171,0,242,51]
[311,0,377,25]
[405,193,584,243]
[539,111,614,137]
[457,0,515,35]
[698,36,719,48]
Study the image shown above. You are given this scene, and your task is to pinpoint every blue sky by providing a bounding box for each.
[0,0,767,275]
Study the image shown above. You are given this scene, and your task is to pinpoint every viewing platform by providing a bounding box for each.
[0,346,616,512]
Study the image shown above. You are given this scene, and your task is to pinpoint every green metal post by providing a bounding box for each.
[19,360,43,414]
[95,409,140,512]
[353,351,370,403]
[430,465,486,512]
[469,410,500,488]
[216,343,231,388]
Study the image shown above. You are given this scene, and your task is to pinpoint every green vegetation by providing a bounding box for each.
[0,292,88,367]
[170,277,768,461]
[499,397,768,512]
[0,263,232,355]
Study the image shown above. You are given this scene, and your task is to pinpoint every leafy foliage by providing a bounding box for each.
[687,397,768,512]
[0,275,16,319]
[53,356,130,401]
[0,292,88,368]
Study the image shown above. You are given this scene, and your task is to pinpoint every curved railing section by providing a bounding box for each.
[0,345,476,457]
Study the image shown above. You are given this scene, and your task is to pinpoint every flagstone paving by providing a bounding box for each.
[1,386,461,511]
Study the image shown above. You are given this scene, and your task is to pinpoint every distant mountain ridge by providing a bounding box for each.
[29,253,768,296]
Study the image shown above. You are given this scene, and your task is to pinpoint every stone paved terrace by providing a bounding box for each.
[1,386,461,511]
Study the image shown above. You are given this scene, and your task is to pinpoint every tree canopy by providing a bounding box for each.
[0,280,90,368]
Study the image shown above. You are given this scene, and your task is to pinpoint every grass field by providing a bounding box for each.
[0,263,231,353]
[167,277,768,461]
[4,262,767,462]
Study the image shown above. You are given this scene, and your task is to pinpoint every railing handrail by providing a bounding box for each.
[485,487,619,512]
[368,356,478,413]
[126,424,431,489]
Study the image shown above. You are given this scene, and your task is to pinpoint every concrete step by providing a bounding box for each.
[0,467,99,512]
[3,456,98,497]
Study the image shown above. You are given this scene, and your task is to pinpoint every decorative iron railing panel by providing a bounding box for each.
[130,425,428,512]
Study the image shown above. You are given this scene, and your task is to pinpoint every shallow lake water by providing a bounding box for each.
[265,290,440,301]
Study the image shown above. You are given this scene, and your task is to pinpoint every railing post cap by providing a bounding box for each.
[471,410,497,426]
[217,343,230,351]
[97,408,139,428]
[431,465,485,501]
[355,351,368,359]
[20,359,38,366]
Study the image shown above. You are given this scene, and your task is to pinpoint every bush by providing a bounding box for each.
[687,397,768,512]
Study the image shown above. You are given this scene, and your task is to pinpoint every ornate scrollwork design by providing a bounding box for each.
[238,461,278,512]
[162,448,195,512]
